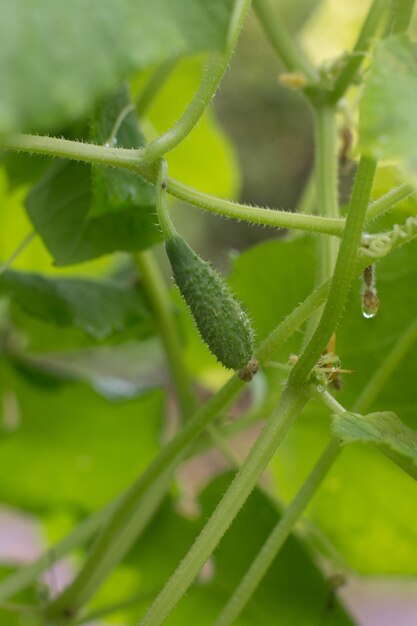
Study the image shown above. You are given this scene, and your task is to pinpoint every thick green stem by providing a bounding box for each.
[253,0,319,83]
[289,156,377,389]
[330,0,388,103]
[139,388,308,626]
[213,437,341,626]
[142,0,252,162]
[135,250,195,419]
[303,102,339,347]
[314,104,339,282]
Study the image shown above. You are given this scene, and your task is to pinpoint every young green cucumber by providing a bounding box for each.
[166,234,254,371]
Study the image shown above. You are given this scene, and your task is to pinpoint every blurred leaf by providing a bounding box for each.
[25,160,160,265]
[359,35,417,185]
[301,0,374,65]
[0,371,164,512]
[0,0,235,134]
[113,473,353,625]
[0,269,154,340]
[332,410,417,481]
[14,340,167,400]
[89,85,153,218]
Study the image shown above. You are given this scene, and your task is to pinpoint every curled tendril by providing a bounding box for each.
[361,215,417,259]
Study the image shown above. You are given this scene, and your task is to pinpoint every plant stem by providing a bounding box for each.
[1,134,405,237]
[0,132,345,236]
[253,0,318,83]
[303,102,339,347]
[142,0,252,163]
[330,0,388,103]
[313,104,339,283]
[153,159,176,239]
[213,437,340,626]
[167,176,343,235]
[135,250,195,419]
[366,183,414,222]
[288,156,377,389]
[354,316,417,413]
[139,387,308,626]
[390,0,416,33]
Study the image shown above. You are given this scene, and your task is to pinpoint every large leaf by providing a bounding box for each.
[0,0,235,134]
[229,235,417,574]
[0,371,164,512]
[359,35,417,184]
[0,269,154,340]
[332,411,417,481]
[109,474,354,625]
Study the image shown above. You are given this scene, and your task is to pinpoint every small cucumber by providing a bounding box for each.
[166,235,254,371]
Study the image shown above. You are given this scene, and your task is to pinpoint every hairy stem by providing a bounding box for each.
[289,156,377,389]
[1,134,405,237]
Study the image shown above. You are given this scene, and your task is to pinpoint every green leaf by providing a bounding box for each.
[0,0,235,134]
[112,474,353,625]
[359,35,417,184]
[89,84,153,218]
[0,372,164,512]
[0,269,154,340]
[25,160,160,265]
[332,410,417,481]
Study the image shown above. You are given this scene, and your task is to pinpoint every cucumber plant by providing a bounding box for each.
[0,1,417,625]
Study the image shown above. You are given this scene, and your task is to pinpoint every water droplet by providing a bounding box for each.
[104,137,117,148]
[361,289,379,319]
